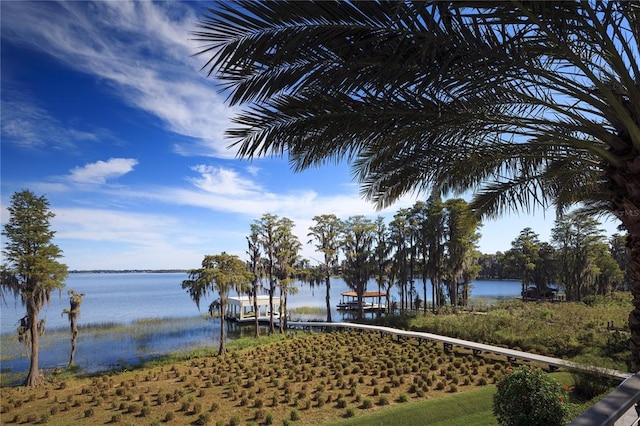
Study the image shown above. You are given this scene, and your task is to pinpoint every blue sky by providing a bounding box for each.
[1,1,621,271]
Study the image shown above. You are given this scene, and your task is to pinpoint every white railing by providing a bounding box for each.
[569,373,640,426]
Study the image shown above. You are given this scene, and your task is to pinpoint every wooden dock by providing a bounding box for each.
[287,321,631,380]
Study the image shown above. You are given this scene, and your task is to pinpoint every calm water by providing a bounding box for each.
[0,273,521,376]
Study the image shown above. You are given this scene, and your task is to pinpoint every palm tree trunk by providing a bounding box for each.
[627,231,640,371]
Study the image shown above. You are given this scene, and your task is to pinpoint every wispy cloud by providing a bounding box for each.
[126,164,416,220]
[1,90,114,151]
[1,1,234,158]
[69,158,138,184]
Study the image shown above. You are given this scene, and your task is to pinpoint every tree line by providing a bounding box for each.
[184,197,631,357]
[477,218,629,302]
[182,194,484,356]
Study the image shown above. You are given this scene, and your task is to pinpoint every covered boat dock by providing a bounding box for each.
[225,295,279,323]
[337,291,387,311]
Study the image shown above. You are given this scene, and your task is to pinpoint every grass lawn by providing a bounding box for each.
[331,385,498,425]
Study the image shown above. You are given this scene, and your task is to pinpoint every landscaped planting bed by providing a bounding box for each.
[0,329,514,425]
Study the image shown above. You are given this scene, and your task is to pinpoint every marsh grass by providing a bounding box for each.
[290,306,327,315]
[380,293,631,370]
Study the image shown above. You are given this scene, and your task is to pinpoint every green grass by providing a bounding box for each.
[330,372,599,426]
[289,306,327,315]
[330,385,498,426]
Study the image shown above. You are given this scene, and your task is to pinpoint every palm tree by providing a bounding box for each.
[194,2,640,368]
[308,214,343,322]
[182,253,252,356]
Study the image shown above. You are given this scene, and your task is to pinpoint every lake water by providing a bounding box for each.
[0,273,521,376]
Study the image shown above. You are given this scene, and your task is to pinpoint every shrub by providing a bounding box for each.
[345,407,356,418]
[493,366,567,426]
[397,393,408,403]
[265,412,274,425]
[290,408,300,421]
[569,356,617,399]
[254,408,266,422]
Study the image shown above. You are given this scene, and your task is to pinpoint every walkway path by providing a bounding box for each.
[287,321,631,380]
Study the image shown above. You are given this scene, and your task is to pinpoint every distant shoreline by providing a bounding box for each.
[69,269,188,274]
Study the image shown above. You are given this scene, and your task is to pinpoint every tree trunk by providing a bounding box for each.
[253,284,259,338]
[279,290,284,334]
[431,274,436,313]
[325,273,332,322]
[423,276,428,314]
[68,317,77,367]
[219,301,226,356]
[25,309,41,387]
[268,281,275,335]
[357,281,364,320]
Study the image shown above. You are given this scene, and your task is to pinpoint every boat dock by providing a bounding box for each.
[337,291,387,311]
[225,295,279,323]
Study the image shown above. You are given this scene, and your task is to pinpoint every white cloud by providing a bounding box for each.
[69,158,138,184]
[187,165,261,195]
[246,165,261,177]
[1,1,235,158]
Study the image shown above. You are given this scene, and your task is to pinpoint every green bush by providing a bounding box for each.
[493,366,567,426]
[569,355,618,399]
[195,413,211,426]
